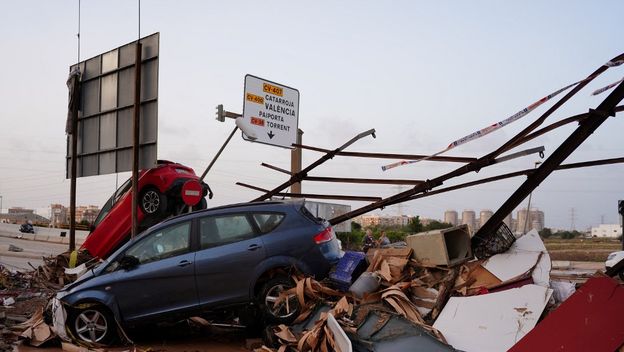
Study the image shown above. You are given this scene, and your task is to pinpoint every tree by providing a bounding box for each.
[351,222,362,231]
[424,220,453,231]
[407,216,423,233]
[539,227,553,238]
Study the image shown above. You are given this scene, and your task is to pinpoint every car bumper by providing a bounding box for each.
[50,297,70,341]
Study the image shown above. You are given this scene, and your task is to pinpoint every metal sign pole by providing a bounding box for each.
[131,42,142,238]
[69,74,79,251]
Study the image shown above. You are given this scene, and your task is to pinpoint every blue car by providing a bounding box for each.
[55,200,342,344]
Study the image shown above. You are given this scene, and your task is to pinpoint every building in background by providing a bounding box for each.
[516,208,545,234]
[503,213,513,230]
[355,214,411,228]
[50,204,68,227]
[461,210,476,232]
[8,207,34,215]
[444,210,458,226]
[75,205,100,224]
[590,224,622,238]
[479,209,494,228]
[0,207,49,225]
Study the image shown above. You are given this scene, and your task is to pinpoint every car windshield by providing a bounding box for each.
[92,178,133,228]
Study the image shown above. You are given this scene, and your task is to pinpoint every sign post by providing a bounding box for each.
[240,75,300,149]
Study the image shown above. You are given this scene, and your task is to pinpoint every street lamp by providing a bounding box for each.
[522,161,542,234]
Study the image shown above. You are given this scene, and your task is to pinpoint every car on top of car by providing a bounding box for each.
[81,160,211,259]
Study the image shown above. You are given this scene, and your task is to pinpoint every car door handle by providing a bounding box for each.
[178,260,193,267]
[247,244,262,251]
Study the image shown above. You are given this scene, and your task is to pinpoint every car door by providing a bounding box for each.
[194,213,266,307]
[106,221,198,322]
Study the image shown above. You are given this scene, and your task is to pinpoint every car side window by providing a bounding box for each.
[252,213,285,233]
[200,214,255,249]
[124,221,191,264]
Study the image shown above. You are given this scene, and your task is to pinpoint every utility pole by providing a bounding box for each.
[290,129,304,194]
[570,207,576,231]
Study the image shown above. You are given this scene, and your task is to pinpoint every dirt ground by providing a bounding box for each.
[544,238,622,262]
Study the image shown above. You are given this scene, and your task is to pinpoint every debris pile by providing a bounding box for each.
[0,251,95,351]
[257,228,624,352]
[2,228,623,352]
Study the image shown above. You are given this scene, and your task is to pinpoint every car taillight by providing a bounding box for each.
[313,227,334,244]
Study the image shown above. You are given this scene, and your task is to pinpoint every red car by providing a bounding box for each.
[81,160,211,259]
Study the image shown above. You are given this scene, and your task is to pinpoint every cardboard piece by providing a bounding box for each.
[433,284,553,352]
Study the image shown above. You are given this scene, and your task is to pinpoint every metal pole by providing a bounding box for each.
[199,126,238,182]
[131,42,142,238]
[474,81,624,242]
[0,195,2,214]
[69,73,79,251]
[522,161,542,234]
[290,129,303,194]
[253,129,376,202]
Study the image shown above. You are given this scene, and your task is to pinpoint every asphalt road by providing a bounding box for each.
[0,236,69,271]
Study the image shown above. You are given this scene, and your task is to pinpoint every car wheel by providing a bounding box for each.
[140,187,167,217]
[68,305,116,345]
[258,276,300,324]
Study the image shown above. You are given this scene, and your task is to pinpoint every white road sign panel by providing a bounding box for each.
[241,75,299,149]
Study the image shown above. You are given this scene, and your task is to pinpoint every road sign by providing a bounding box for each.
[181,180,203,206]
[241,75,299,149]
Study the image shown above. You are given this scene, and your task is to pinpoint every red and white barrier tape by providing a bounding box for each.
[381,59,624,172]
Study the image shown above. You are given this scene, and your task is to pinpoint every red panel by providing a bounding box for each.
[509,276,624,352]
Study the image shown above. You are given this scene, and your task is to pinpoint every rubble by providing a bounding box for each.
[258,229,622,351]
[1,227,622,351]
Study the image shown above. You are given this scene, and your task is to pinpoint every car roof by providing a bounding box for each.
[159,198,305,226]
[119,199,308,251]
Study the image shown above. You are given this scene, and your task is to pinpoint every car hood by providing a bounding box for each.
[58,264,105,295]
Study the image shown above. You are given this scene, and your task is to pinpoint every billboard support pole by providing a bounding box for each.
[69,74,79,252]
[290,129,304,194]
[131,42,142,238]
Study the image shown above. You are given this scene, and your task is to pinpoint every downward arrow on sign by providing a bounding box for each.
[267,131,275,139]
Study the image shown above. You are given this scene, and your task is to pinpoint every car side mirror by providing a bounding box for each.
[119,255,140,270]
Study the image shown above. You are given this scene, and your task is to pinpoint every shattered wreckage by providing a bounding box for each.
[3,53,624,351]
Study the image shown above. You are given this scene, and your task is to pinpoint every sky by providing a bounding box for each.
[0,1,623,230]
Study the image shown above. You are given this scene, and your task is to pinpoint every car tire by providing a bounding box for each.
[140,187,167,217]
[258,276,300,324]
[68,305,117,345]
